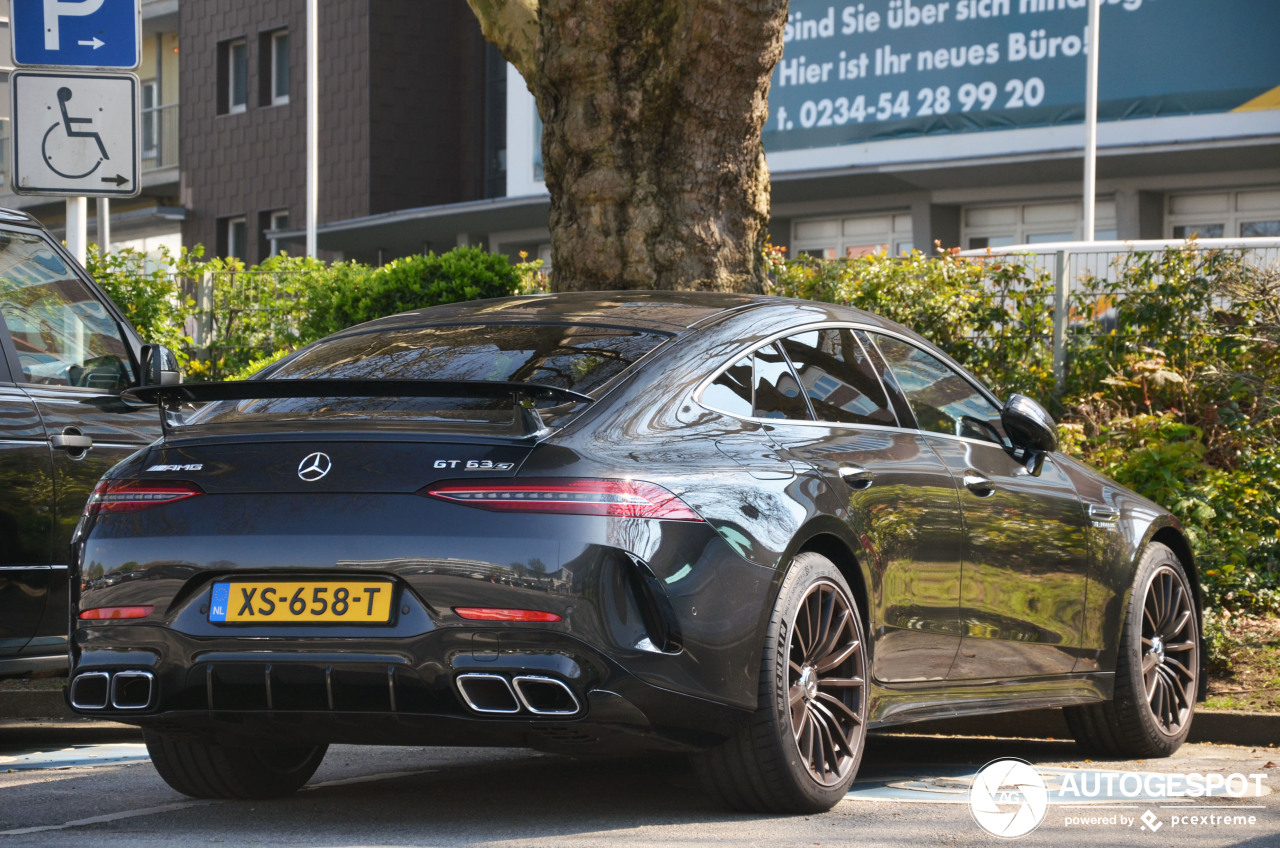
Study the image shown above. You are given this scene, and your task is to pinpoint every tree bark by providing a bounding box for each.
[468,0,788,293]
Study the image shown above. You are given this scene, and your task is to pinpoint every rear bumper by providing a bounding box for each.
[71,494,776,746]
[67,624,750,751]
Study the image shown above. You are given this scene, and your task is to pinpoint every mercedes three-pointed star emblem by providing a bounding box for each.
[297,452,332,482]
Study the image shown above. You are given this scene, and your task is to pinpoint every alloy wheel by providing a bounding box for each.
[1141,565,1198,734]
[786,579,866,786]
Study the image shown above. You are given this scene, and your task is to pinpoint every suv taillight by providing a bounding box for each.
[422,478,703,521]
[85,479,204,516]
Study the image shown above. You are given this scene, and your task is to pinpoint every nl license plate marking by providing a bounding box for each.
[209,580,394,624]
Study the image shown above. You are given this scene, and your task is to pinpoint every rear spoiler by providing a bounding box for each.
[121,379,593,437]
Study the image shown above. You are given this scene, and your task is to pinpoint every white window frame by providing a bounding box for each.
[270,30,290,106]
[791,212,914,260]
[962,200,1117,249]
[1166,188,1280,240]
[267,209,289,256]
[226,216,247,260]
[228,39,247,114]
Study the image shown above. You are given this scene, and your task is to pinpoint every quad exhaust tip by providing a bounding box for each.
[70,670,154,710]
[512,675,580,716]
[455,673,582,717]
[455,673,521,714]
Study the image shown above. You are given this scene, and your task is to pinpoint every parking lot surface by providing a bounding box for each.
[0,724,1274,847]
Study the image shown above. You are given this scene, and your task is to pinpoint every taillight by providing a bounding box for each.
[422,478,703,521]
[79,606,155,620]
[454,607,562,622]
[85,479,203,516]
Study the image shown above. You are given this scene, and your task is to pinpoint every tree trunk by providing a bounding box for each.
[468,0,788,293]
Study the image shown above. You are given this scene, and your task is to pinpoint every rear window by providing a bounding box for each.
[272,323,667,394]
[179,323,669,434]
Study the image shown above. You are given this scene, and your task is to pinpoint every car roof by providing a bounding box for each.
[349,291,782,334]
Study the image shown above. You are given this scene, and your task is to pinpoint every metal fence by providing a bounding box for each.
[958,238,1280,390]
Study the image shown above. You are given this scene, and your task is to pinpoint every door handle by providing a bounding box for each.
[50,429,93,453]
[1088,504,1120,524]
[838,464,874,490]
[963,473,996,496]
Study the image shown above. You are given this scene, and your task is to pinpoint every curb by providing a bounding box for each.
[891,707,1280,748]
[4,690,1277,748]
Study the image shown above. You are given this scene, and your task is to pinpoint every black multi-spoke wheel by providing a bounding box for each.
[693,552,867,813]
[786,579,865,786]
[1065,542,1200,758]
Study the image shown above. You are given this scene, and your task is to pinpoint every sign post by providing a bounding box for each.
[9,0,142,259]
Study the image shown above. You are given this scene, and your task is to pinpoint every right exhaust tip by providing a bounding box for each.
[513,675,581,716]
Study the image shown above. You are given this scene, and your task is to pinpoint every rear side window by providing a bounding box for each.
[702,356,753,418]
[779,329,896,427]
[753,343,812,421]
[871,333,1006,445]
[273,323,668,395]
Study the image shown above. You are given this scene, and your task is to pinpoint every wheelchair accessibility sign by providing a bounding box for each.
[10,71,140,197]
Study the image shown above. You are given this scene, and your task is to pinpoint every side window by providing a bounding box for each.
[871,333,1005,445]
[702,355,753,418]
[0,233,134,390]
[753,343,812,421]
[780,329,897,427]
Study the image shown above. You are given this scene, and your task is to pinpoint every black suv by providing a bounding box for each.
[0,208,171,677]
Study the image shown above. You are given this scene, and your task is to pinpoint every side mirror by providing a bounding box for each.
[140,344,181,388]
[1001,394,1057,455]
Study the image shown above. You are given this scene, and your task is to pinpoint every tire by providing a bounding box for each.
[1064,542,1199,758]
[693,552,868,813]
[144,730,327,799]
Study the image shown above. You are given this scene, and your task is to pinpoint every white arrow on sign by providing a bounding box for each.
[43,0,108,50]
[78,37,106,49]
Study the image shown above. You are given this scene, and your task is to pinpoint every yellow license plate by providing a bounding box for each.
[209,580,395,624]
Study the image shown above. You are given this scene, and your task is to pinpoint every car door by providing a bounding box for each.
[747,329,968,684]
[869,332,1090,680]
[0,227,160,664]
[0,339,57,665]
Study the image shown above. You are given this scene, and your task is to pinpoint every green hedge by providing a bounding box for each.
[769,244,1280,615]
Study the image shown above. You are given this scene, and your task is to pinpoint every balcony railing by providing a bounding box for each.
[142,102,179,171]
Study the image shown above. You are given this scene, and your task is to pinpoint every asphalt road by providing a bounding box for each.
[0,724,1275,847]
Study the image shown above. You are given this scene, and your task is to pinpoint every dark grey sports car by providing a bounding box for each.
[68,292,1203,812]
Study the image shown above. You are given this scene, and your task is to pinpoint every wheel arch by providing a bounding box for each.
[789,523,872,654]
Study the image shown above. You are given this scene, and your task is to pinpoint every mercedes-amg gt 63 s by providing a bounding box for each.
[68,292,1203,812]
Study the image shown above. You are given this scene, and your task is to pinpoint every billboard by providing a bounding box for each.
[764,0,1280,154]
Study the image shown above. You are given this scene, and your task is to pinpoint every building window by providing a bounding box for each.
[221,216,247,260]
[141,81,158,159]
[791,213,914,259]
[261,209,290,259]
[962,201,1117,249]
[260,29,290,106]
[219,38,248,114]
[1167,189,1280,240]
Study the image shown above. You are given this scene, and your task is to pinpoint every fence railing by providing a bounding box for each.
[958,238,1280,390]
[142,102,180,171]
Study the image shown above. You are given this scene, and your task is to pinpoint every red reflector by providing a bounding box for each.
[454,607,562,623]
[423,478,703,521]
[79,606,155,620]
[86,479,203,516]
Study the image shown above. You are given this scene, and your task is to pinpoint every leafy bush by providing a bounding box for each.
[302,248,521,339]
[769,245,1280,615]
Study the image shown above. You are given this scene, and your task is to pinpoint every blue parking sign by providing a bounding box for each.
[11,0,141,70]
